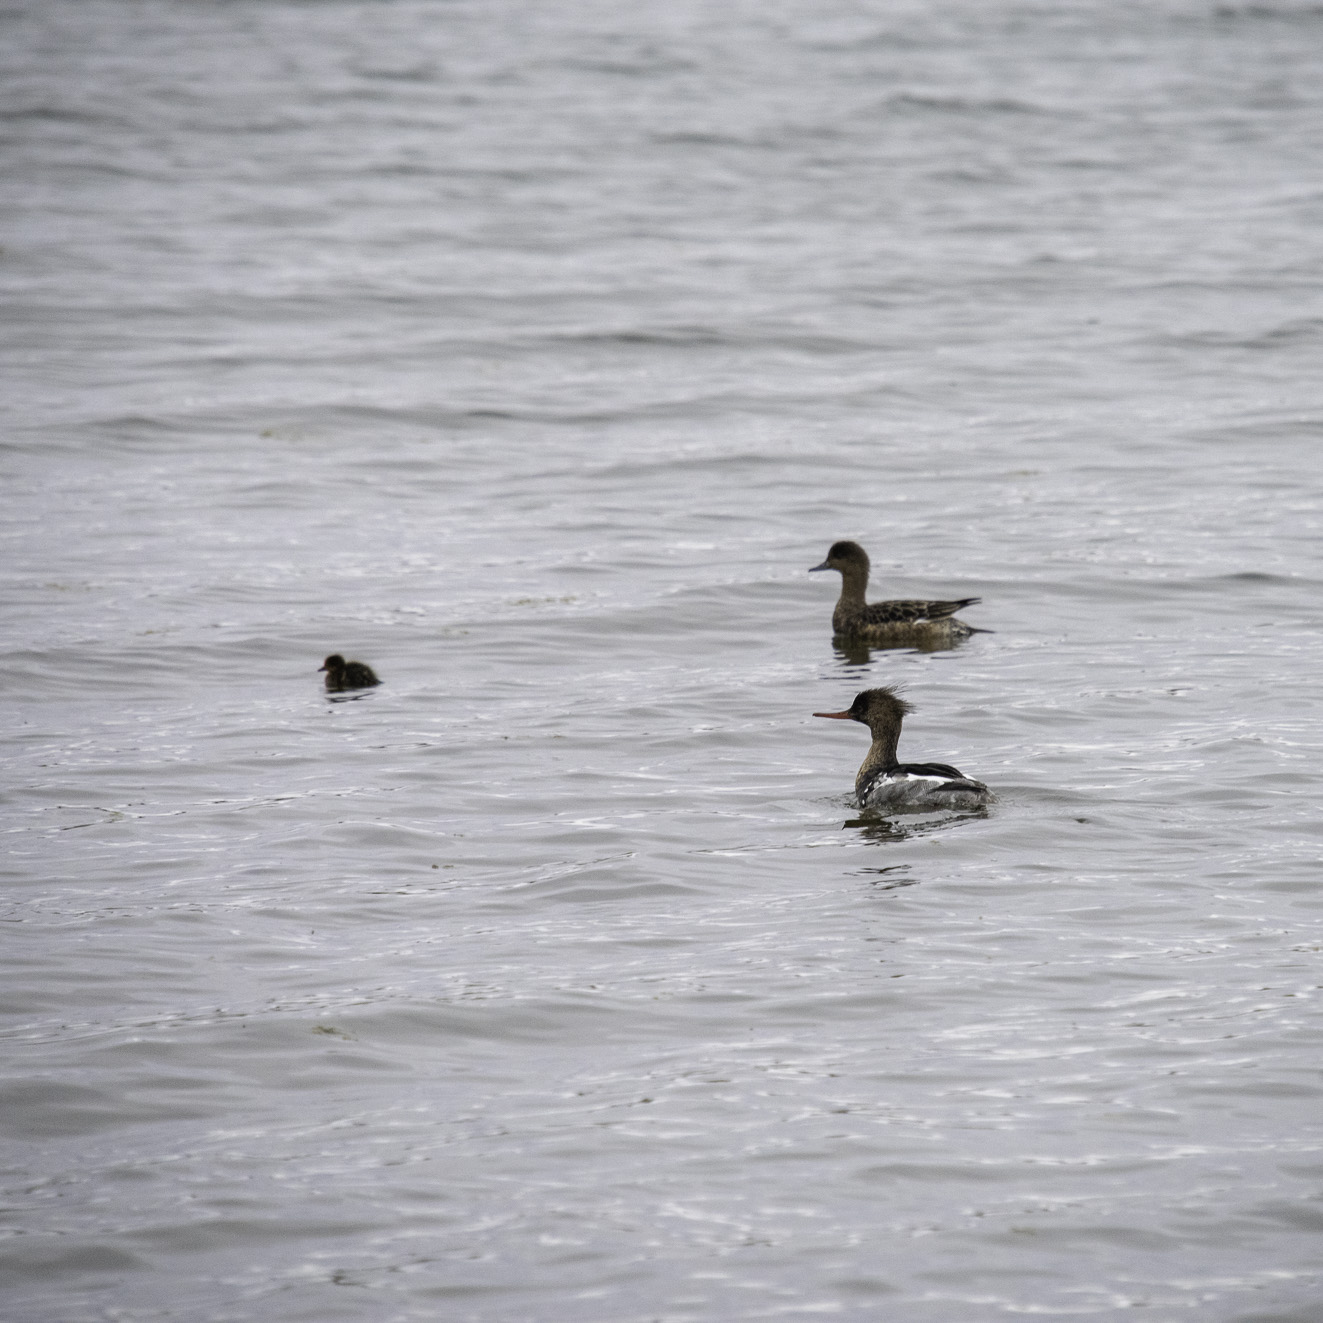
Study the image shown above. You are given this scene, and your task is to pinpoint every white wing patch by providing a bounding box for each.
[862,768,989,812]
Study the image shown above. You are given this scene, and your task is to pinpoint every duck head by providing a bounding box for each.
[814,686,912,733]
[809,540,870,576]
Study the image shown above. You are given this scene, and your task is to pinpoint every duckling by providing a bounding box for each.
[319,654,381,692]
[810,540,982,644]
[815,686,992,811]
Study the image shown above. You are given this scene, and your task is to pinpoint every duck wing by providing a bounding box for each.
[857,596,980,625]
[859,762,991,810]
[892,761,968,780]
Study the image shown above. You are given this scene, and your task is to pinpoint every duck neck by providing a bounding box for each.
[856,725,900,794]
[836,561,869,610]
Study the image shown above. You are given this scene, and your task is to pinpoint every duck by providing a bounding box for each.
[810,540,982,644]
[814,686,993,811]
[319,654,381,691]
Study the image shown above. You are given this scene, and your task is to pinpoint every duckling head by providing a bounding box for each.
[319,654,346,673]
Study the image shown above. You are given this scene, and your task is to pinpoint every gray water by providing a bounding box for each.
[4,1,1323,1319]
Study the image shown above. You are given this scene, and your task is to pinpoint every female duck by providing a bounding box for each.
[810,540,981,644]
[815,686,993,811]
[319,654,381,691]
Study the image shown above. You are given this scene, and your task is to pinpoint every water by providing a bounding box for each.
[4,1,1323,1319]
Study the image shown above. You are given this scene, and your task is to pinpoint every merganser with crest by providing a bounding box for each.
[319,654,381,691]
[815,686,993,811]
[810,540,982,644]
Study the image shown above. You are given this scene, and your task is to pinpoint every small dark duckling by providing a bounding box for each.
[810,540,982,644]
[319,654,380,692]
[815,686,992,812]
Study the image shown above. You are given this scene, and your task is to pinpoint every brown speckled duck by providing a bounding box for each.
[815,686,993,812]
[810,540,982,645]
[319,654,381,692]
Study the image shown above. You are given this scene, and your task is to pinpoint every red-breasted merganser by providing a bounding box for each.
[815,686,993,811]
[319,654,381,691]
[810,540,982,644]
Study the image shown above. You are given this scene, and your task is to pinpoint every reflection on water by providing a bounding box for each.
[831,634,971,666]
[849,863,918,889]
[843,808,990,844]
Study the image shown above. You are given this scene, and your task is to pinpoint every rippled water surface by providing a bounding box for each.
[4,1,1323,1319]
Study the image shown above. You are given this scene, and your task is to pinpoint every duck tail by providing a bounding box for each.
[926,595,982,621]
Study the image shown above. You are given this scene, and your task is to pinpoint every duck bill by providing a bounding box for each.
[317,663,328,672]
[808,560,832,572]
[813,709,854,719]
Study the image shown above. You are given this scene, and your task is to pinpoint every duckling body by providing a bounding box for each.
[320,654,381,691]
[810,540,981,644]
[815,687,992,812]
